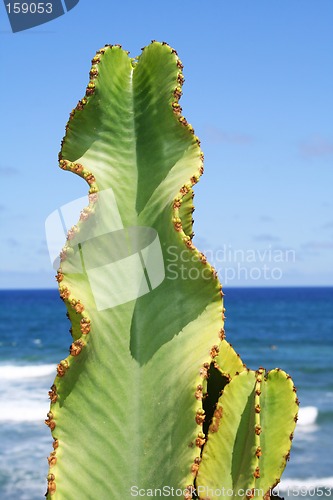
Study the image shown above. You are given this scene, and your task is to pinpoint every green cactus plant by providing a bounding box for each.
[46,41,299,499]
[197,368,299,499]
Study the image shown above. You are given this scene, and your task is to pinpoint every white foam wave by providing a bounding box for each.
[280,477,333,490]
[0,364,55,380]
[298,406,318,426]
[0,364,56,422]
[0,399,50,422]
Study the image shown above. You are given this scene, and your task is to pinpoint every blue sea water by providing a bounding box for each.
[0,287,332,499]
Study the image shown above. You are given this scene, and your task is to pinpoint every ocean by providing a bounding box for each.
[0,287,332,499]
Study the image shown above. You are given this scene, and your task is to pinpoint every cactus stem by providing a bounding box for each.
[218,328,225,341]
[89,192,99,203]
[173,198,182,209]
[59,247,67,262]
[59,286,70,301]
[190,175,198,185]
[80,317,91,335]
[199,362,209,379]
[56,359,69,377]
[53,42,246,498]
[66,225,79,241]
[179,116,188,127]
[46,474,56,496]
[198,252,207,264]
[47,452,57,467]
[179,184,190,195]
[73,300,84,314]
[183,236,194,249]
[48,384,58,404]
[173,86,182,99]
[73,163,84,174]
[89,67,98,79]
[69,339,85,357]
[195,385,203,400]
[55,271,63,283]
[195,408,206,425]
[184,485,195,500]
[80,207,92,221]
[209,404,223,433]
[211,267,218,279]
[176,59,183,70]
[254,467,260,478]
[173,217,182,232]
[177,72,184,85]
[190,457,201,476]
[255,425,261,435]
[195,432,206,448]
[210,345,219,358]
[253,371,263,482]
[172,102,182,115]
[45,413,56,431]
[91,54,101,64]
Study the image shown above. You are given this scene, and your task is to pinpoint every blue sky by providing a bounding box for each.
[0,0,332,288]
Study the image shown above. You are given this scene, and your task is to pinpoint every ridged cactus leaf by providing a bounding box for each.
[46,42,244,499]
[255,369,299,496]
[213,339,246,379]
[196,368,299,499]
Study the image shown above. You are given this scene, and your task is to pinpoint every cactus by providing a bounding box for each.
[197,368,299,499]
[46,42,298,499]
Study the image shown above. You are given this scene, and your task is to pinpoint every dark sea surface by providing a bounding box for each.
[0,287,332,499]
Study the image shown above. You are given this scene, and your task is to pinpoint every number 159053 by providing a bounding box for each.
[6,3,53,14]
